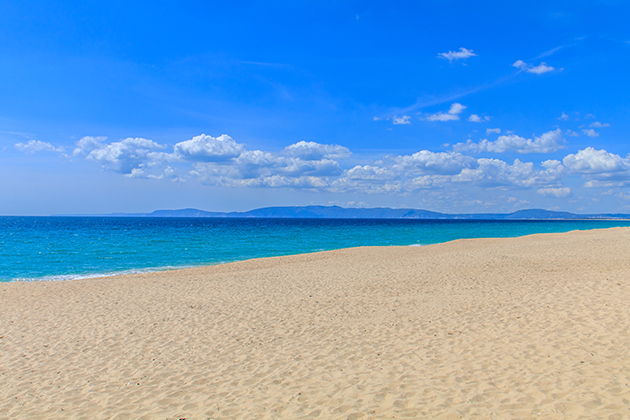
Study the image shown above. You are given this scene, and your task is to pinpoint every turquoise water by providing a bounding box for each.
[1,217,629,282]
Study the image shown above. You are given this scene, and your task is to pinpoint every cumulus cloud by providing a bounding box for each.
[448,103,466,114]
[283,141,351,160]
[512,60,526,69]
[486,128,501,135]
[582,129,599,137]
[15,140,64,153]
[589,121,610,128]
[73,136,107,156]
[454,158,543,188]
[537,187,571,197]
[173,134,244,162]
[468,114,482,122]
[563,147,630,174]
[392,115,411,125]
[453,129,565,154]
[438,48,477,62]
[513,60,555,74]
[425,113,459,122]
[391,150,476,175]
[186,138,351,189]
[424,103,466,122]
[528,63,555,74]
[191,155,336,188]
[73,136,166,174]
[69,131,630,202]
[345,165,396,181]
[72,133,356,189]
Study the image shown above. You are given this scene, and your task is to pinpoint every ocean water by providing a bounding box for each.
[1,216,629,282]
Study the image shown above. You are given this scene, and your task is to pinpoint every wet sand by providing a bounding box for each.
[1,227,630,419]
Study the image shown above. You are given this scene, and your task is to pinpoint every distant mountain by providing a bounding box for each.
[53,205,630,220]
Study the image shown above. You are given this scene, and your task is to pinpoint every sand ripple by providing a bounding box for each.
[2,228,630,418]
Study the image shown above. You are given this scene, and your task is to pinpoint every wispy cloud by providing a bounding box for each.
[468,114,490,123]
[513,60,555,74]
[423,103,466,122]
[392,115,411,125]
[438,48,477,62]
[536,46,563,59]
[15,140,64,154]
[589,121,610,128]
[582,128,599,137]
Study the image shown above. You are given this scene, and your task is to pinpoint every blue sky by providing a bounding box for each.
[2,1,630,215]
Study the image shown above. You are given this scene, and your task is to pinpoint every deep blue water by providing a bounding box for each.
[1,217,629,282]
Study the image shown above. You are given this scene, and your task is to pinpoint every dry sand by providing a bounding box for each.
[1,227,630,419]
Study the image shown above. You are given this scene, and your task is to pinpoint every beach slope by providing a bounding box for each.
[2,228,630,419]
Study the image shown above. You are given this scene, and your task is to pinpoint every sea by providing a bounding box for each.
[1,216,629,282]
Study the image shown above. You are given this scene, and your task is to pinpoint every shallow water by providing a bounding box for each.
[1,216,629,282]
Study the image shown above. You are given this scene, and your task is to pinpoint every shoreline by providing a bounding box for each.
[2,227,630,418]
[6,224,630,284]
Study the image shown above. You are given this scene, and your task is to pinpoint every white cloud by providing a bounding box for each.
[70,131,630,203]
[392,150,476,175]
[425,113,459,122]
[527,63,555,74]
[15,140,64,153]
[453,129,565,154]
[438,48,477,62]
[513,60,555,74]
[73,136,166,174]
[584,180,628,188]
[537,187,571,198]
[563,147,630,174]
[424,103,466,122]
[239,175,331,189]
[283,141,351,160]
[125,168,146,179]
[280,158,343,177]
[448,103,466,114]
[73,136,107,156]
[566,130,579,137]
[392,115,411,125]
[455,158,538,187]
[512,60,527,69]
[345,165,396,181]
[582,129,599,137]
[468,114,482,122]
[173,134,244,162]
[589,121,610,128]
[333,151,564,194]
[558,112,569,121]
[188,140,347,189]
[128,166,183,182]
[372,116,381,121]
[486,128,501,135]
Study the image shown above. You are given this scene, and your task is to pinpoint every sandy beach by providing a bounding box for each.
[1,227,630,419]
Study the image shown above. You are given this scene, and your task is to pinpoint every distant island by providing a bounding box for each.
[54,206,630,220]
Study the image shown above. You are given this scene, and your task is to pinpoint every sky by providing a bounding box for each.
[1,1,630,215]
